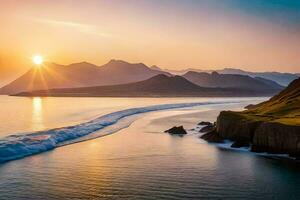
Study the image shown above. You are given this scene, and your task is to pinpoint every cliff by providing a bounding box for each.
[215,112,300,157]
[202,77,300,158]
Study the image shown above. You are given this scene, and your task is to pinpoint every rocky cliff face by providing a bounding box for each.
[216,111,262,142]
[201,77,300,158]
[212,111,300,157]
[252,122,300,156]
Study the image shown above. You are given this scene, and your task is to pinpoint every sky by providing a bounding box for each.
[0,0,300,84]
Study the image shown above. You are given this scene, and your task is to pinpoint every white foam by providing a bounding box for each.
[0,101,240,163]
[208,140,292,159]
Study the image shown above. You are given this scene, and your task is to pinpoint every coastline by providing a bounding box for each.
[11,93,275,98]
[1,98,300,199]
[207,139,300,164]
[1,95,296,164]
[199,112,300,160]
[0,100,248,163]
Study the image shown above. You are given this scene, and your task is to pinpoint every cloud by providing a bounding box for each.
[32,18,111,37]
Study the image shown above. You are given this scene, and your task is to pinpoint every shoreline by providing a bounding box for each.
[0,100,244,164]
[2,99,300,199]
[1,96,293,165]
[10,93,274,98]
[205,138,300,164]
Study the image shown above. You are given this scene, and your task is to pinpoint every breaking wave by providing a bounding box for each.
[0,101,238,163]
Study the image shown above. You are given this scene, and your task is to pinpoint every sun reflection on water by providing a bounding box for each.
[32,97,44,131]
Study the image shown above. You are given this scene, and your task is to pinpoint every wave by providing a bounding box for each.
[212,140,292,160]
[0,101,240,163]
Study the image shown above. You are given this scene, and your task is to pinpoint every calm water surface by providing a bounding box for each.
[0,96,244,137]
[0,96,299,200]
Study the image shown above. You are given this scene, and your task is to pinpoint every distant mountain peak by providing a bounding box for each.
[0,59,170,94]
[43,62,64,67]
[150,65,162,71]
[183,70,283,91]
[107,59,128,65]
[104,59,148,69]
[68,61,97,67]
[77,61,92,65]
[211,71,219,76]
[149,74,170,80]
[223,67,246,72]
[185,71,205,75]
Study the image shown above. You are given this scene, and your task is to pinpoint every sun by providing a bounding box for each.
[32,55,44,65]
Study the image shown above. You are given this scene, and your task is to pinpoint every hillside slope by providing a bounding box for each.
[243,77,300,125]
[182,71,283,91]
[13,74,274,97]
[218,68,299,86]
[201,78,300,157]
[0,60,170,95]
[165,68,298,86]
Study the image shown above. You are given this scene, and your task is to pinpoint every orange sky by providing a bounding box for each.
[0,0,299,84]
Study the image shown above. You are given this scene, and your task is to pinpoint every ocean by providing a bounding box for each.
[0,96,299,199]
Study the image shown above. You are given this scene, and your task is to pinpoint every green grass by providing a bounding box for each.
[222,78,300,126]
[237,96,300,125]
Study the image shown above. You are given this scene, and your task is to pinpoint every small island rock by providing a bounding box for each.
[198,121,213,126]
[200,130,224,143]
[165,126,187,135]
[199,124,215,133]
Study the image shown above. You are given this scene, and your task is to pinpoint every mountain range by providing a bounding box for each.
[182,71,283,91]
[0,59,297,96]
[15,74,282,97]
[0,60,170,95]
[162,67,299,86]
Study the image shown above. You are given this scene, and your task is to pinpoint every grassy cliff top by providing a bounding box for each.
[233,78,300,125]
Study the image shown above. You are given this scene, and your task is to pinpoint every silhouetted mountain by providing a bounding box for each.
[164,67,299,86]
[164,68,210,75]
[217,68,299,86]
[182,71,284,91]
[15,74,282,97]
[0,60,170,95]
[150,65,162,71]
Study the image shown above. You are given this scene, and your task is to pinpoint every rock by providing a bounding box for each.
[199,124,214,133]
[231,139,250,148]
[164,126,187,135]
[216,111,262,142]
[200,130,224,143]
[289,153,300,160]
[211,77,300,156]
[215,111,300,156]
[198,121,212,126]
[251,122,300,155]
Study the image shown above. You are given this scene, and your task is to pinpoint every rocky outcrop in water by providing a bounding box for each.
[201,77,300,159]
[200,130,224,143]
[165,126,187,135]
[199,124,214,133]
[202,111,300,158]
[198,121,213,126]
[216,111,262,142]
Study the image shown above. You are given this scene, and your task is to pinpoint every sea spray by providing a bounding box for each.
[0,101,240,163]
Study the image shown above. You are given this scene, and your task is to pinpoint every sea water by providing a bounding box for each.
[0,96,299,199]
